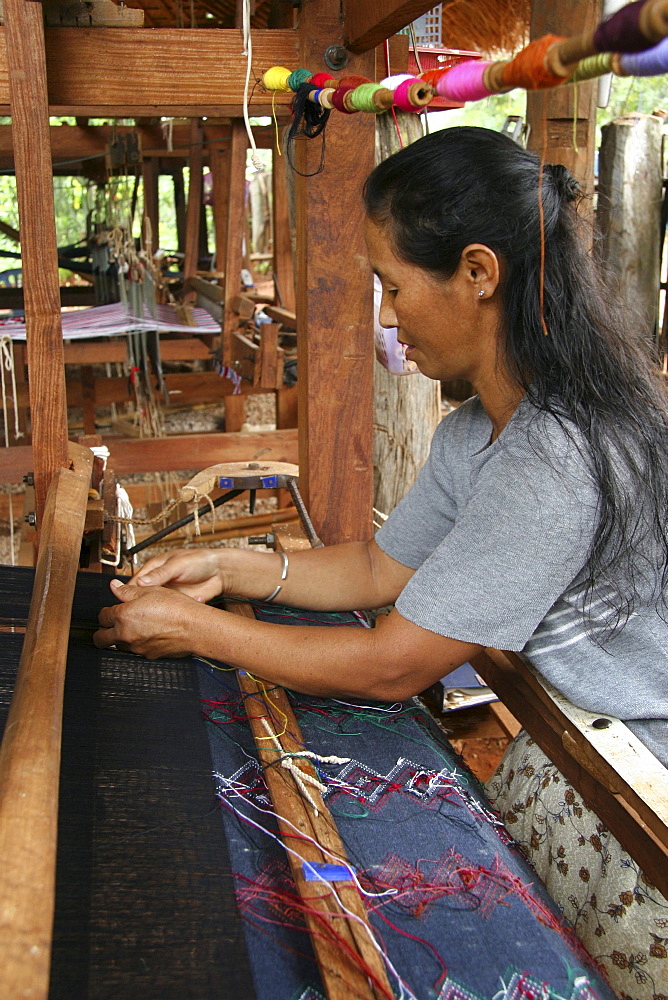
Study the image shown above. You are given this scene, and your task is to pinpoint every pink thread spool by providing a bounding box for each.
[393,77,433,113]
[436,61,494,103]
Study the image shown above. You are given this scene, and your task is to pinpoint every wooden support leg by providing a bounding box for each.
[142,156,160,251]
[222,120,249,430]
[4,0,70,524]
[81,365,97,435]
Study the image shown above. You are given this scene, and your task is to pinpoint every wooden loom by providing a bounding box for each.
[0,0,667,995]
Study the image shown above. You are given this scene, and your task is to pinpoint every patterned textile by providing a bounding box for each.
[198,603,619,1000]
[486,731,668,1000]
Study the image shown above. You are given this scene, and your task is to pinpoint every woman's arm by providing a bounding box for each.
[132,538,414,612]
[94,581,481,702]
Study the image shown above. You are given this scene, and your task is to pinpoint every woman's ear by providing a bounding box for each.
[458,243,501,299]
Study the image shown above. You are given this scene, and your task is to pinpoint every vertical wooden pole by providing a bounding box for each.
[272,132,295,313]
[4,0,69,524]
[173,167,187,255]
[141,156,160,251]
[296,1,375,544]
[221,120,248,433]
[526,0,602,195]
[183,118,203,300]
[222,119,249,362]
[206,124,232,283]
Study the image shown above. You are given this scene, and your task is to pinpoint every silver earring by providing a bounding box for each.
[478,290,485,298]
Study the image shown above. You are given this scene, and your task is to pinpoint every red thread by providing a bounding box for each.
[309,72,335,88]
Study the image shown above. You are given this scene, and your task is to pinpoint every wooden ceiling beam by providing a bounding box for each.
[0,27,297,112]
[0,122,277,173]
[343,0,449,53]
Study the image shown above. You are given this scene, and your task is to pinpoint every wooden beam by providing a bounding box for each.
[103,428,298,475]
[4,0,69,525]
[343,0,447,53]
[473,648,668,899]
[0,28,298,115]
[0,459,91,1000]
[296,1,375,544]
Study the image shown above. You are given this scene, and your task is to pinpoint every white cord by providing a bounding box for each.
[242,0,263,171]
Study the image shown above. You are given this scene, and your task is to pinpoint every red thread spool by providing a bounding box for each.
[310,72,336,88]
[500,34,569,90]
[337,74,371,88]
[420,68,449,88]
[331,84,357,113]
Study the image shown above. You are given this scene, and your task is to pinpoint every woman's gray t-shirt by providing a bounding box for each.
[375,395,668,765]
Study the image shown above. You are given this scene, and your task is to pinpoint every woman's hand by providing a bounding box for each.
[131,548,226,603]
[94,579,205,658]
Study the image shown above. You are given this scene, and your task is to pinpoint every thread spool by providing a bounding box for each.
[640,0,668,42]
[499,35,570,91]
[595,0,651,52]
[620,34,668,73]
[262,66,293,92]
[348,83,386,113]
[337,74,372,88]
[331,84,357,113]
[310,72,336,89]
[435,60,494,102]
[318,88,336,109]
[379,73,415,89]
[287,67,313,91]
[569,51,613,82]
[393,77,434,112]
[372,87,395,111]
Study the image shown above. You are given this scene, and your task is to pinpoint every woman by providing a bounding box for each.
[95,127,668,995]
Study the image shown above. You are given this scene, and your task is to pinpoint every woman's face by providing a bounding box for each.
[364,218,501,386]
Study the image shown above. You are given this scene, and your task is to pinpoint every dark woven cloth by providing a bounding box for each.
[0,566,255,1000]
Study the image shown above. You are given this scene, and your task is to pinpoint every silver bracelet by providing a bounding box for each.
[262,550,289,603]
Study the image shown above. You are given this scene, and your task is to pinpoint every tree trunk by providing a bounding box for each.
[596,113,663,344]
[373,112,440,519]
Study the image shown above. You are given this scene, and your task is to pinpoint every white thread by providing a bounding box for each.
[242,0,263,171]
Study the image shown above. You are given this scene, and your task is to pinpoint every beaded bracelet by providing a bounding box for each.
[262,551,289,603]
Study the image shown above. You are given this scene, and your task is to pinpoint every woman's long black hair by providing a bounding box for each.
[363,126,668,635]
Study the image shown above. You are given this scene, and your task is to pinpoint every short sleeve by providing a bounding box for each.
[392,429,600,650]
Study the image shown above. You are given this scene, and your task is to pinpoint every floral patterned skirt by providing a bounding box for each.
[485,731,668,1000]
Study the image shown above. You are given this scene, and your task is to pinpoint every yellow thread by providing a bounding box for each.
[262,66,292,92]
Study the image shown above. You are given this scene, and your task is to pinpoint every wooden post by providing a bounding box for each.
[141,156,160,251]
[221,120,249,433]
[183,118,203,299]
[373,111,440,520]
[526,0,602,195]
[205,123,232,283]
[596,114,663,343]
[4,0,70,524]
[173,167,187,255]
[272,130,295,313]
[296,0,375,544]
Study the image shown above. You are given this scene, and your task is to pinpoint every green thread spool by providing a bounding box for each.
[349,82,385,113]
[570,51,612,82]
[287,67,313,91]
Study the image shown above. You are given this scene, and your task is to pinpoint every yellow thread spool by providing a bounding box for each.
[262,66,293,93]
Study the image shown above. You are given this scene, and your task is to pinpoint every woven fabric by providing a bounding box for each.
[199,600,619,1000]
[0,567,255,1000]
